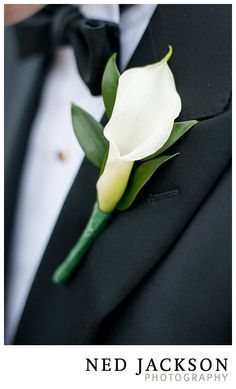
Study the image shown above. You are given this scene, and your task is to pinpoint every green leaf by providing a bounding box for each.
[117,153,179,211]
[71,103,108,169]
[143,120,198,161]
[99,143,109,175]
[102,53,120,118]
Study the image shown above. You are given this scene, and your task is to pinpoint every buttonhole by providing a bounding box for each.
[149,188,180,202]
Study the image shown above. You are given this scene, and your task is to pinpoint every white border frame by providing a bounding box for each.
[1,1,235,388]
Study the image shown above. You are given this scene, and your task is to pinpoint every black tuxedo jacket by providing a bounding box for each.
[5,5,232,345]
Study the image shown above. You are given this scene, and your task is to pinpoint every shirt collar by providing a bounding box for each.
[79,4,120,24]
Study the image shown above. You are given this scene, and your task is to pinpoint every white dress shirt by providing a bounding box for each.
[5,4,157,344]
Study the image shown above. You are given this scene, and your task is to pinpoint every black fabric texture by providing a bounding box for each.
[14,5,120,95]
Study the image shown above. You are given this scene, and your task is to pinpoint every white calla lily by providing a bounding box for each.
[53,47,196,284]
[97,49,182,212]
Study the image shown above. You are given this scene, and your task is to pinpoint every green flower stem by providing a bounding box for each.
[52,202,112,284]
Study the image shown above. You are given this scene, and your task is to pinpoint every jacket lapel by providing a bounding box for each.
[4,27,49,283]
[14,5,231,344]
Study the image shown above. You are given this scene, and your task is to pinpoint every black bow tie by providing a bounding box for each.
[14,5,120,95]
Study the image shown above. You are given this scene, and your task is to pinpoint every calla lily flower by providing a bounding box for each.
[97,48,182,212]
[52,47,197,285]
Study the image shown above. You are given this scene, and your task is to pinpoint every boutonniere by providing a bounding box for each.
[52,46,197,284]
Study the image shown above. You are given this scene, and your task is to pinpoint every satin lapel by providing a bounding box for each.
[14,5,231,344]
[127,4,231,120]
[5,27,49,279]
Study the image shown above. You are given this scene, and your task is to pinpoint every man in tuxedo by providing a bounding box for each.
[5,4,231,345]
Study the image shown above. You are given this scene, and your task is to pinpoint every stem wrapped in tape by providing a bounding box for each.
[52,202,112,284]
